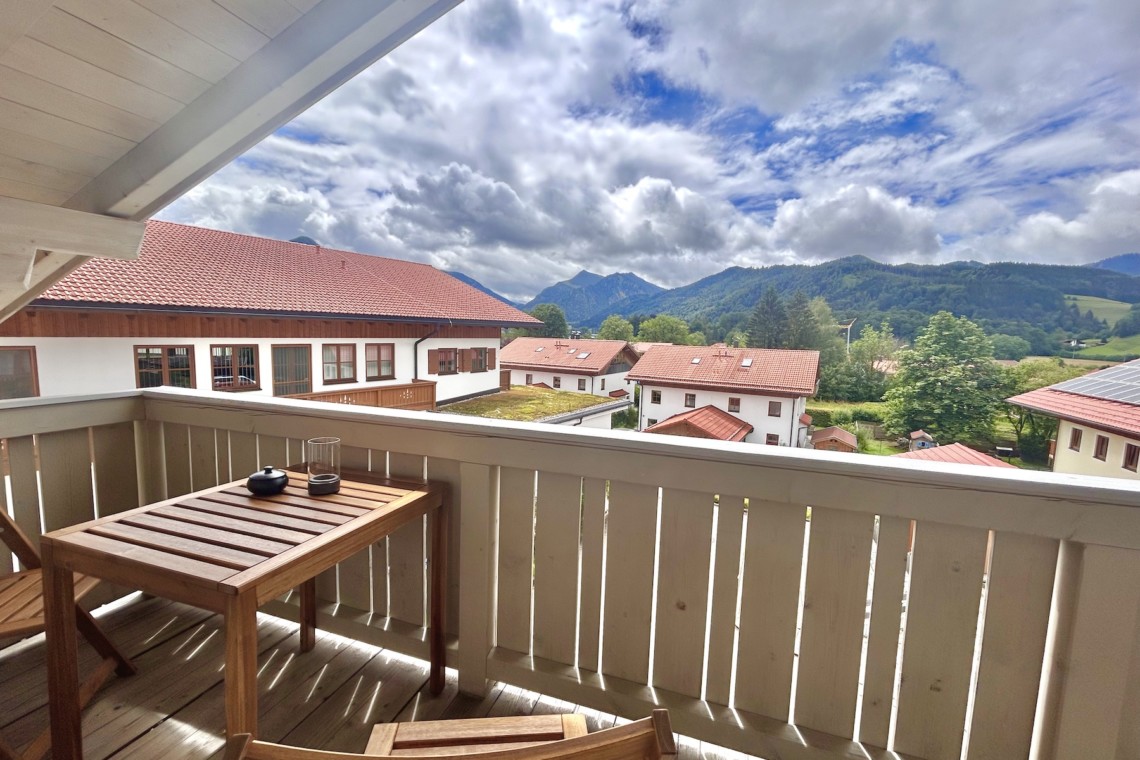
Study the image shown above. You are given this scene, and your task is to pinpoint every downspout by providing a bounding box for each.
[413,327,440,381]
[788,398,795,446]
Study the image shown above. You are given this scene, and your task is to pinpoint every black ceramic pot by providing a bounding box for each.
[247,466,288,496]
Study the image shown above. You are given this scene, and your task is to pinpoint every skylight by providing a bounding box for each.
[741,358,753,367]
[691,357,701,364]
[577,352,591,359]
[535,347,544,352]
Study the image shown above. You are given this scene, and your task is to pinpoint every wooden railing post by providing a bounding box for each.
[457,462,497,695]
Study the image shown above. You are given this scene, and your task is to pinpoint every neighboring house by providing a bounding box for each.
[0,222,539,405]
[627,345,820,446]
[893,443,1016,468]
[908,430,936,450]
[645,405,753,442]
[1008,360,1140,481]
[499,337,640,397]
[811,426,858,453]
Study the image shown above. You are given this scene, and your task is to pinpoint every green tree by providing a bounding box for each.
[989,333,1032,360]
[1003,358,1089,461]
[686,331,707,346]
[784,290,821,350]
[637,315,691,344]
[528,304,569,338]
[597,315,635,342]
[748,287,788,348]
[819,322,897,401]
[885,312,1005,443]
[807,297,846,366]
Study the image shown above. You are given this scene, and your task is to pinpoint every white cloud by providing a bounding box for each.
[159,0,1140,300]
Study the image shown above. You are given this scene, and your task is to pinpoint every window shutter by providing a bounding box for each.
[458,349,470,372]
[427,349,439,374]
[488,348,496,369]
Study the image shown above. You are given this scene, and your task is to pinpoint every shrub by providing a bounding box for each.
[849,405,885,423]
[806,407,833,427]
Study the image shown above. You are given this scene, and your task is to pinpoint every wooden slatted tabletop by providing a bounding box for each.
[41,468,448,760]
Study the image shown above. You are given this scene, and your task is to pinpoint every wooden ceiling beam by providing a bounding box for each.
[0,196,146,322]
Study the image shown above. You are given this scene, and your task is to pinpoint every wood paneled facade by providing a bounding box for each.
[0,307,500,340]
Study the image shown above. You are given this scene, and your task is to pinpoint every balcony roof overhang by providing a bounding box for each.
[0,0,463,323]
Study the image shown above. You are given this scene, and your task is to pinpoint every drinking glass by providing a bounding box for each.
[306,436,341,495]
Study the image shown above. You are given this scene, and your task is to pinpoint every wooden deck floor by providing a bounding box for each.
[1,595,751,759]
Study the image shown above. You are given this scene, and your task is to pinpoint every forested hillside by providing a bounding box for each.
[586,256,1140,351]
[526,270,663,323]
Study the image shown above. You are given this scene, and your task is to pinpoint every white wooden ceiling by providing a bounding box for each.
[0,0,462,321]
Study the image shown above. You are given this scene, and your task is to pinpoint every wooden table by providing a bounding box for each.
[42,468,447,759]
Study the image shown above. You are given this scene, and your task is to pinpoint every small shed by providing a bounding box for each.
[909,430,936,451]
[811,426,858,453]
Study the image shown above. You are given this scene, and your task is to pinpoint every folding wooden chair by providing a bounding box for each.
[223,709,677,759]
[0,509,136,760]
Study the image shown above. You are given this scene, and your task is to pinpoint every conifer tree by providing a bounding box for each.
[747,286,788,348]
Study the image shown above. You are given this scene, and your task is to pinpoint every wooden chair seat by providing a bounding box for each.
[224,709,677,759]
[0,509,136,760]
[0,571,101,639]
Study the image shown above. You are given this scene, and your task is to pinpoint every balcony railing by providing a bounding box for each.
[285,379,435,411]
[2,387,1139,760]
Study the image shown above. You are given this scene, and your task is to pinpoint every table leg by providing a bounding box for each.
[43,542,83,760]
[225,591,259,738]
[428,502,448,694]
[300,578,316,652]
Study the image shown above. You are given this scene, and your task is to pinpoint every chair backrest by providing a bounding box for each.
[0,506,40,572]
[224,710,677,760]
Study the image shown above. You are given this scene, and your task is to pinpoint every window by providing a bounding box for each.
[768,401,782,417]
[0,347,38,399]
[437,348,458,375]
[650,390,661,404]
[684,393,696,408]
[647,418,658,426]
[135,346,194,389]
[470,348,488,373]
[578,378,587,391]
[322,344,355,383]
[766,434,780,445]
[211,345,258,391]
[1069,427,1083,451]
[272,345,311,396]
[1124,444,1139,472]
[525,373,534,384]
[553,376,561,388]
[728,397,741,413]
[1094,435,1109,461]
[601,379,606,390]
[365,343,395,380]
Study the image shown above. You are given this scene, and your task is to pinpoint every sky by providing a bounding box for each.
[160,0,1140,303]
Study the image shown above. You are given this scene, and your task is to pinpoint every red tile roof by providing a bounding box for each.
[627,345,819,396]
[1007,387,1140,438]
[811,426,857,449]
[645,405,753,442]
[893,442,1016,468]
[499,337,636,373]
[39,221,540,327]
[608,389,629,398]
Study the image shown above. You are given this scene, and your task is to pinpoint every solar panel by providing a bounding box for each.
[1054,362,1140,404]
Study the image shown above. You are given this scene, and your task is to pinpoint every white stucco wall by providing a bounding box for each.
[508,368,632,397]
[552,407,618,429]
[3,335,500,402]
[637,383,808,446]
[1053,420,1140,481]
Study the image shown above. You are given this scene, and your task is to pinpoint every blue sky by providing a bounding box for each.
[161,0,1140,302]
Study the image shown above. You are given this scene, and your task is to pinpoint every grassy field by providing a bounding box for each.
[441,385,615,421]
[1025,354,1115,367]
[804,400,889,414]
[1065,294,1132,326]
[1077,334,1140,359]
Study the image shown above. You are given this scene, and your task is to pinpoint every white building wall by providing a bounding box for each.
[638,383,808,446]
[4,335,500,402]
[1053,420,1140,481]
[507,368,632,397]
[553,407,618,430]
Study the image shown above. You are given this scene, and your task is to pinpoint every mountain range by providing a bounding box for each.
[524,270,664,323]
[1089,253,1140,276]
